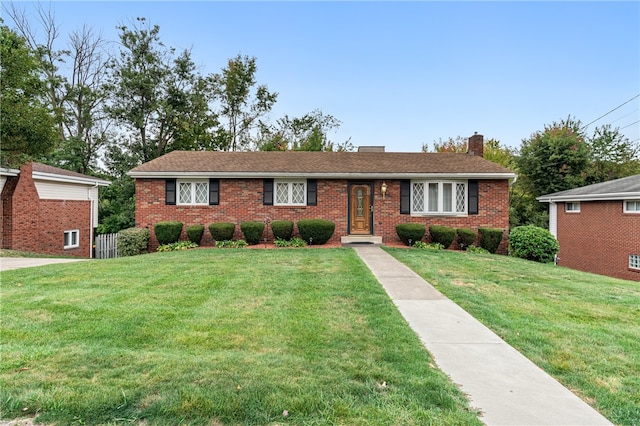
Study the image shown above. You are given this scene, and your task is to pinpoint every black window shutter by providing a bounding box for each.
[400,180,410,214]
[468,180,479,215]
[307,179,317,206]
[263,179,274,205]
[209,179,219,205]
[166,179,176,205]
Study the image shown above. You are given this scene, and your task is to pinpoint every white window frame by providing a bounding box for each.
[565,202,580,213]
[410,180,467,215]
[274,179,307,206]
[177,179,209,205]
[64,230,79,249]
[624,200,640,213]
[629,254,640,270]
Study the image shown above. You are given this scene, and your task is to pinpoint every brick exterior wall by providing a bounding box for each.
[1,162,92,258]
[135,178,510,252]
[556,201,640,281]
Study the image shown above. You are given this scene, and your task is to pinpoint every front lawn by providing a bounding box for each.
[386,248,640,426]
[0,249,480,425]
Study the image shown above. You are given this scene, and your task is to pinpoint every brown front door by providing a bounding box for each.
[349,183,372,235]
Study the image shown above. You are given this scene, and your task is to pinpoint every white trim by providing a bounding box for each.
[33,171,110,187]
[128,171,517,180]
[177,179,209,205]
[0,167,20,177]
[64,229,80,249]
[410,180,468,215]
[548,202,557,238]
[623,200,640,213]
[629,254,640,270]
[565,201,581,213]
[538,192,640,203]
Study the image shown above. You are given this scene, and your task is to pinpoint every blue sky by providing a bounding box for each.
[6,1,640,152]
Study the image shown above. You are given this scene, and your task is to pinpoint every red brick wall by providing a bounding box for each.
[136,178,510,252]
[1,162,92,257]
[556,201,640,281]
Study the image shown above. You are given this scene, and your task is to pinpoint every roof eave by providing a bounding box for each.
[128,171,517,180]
[32,171,111,186]
[537,192,640,203]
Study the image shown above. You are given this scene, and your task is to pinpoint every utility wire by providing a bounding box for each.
[619,120,640,130]
[583,94,640,129]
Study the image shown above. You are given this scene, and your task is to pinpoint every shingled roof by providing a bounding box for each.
[128,151,515,179]
[538,174,640,202]
[32,162,110,186]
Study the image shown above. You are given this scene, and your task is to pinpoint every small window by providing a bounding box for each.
[565,202,580,212]
[630,254,640,270]
[177,180,209,205]
[274,179,306,206]
[64,230,79,249]
[624,200,640,213]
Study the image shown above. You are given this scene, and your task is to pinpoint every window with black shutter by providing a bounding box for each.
[307,179,317,206]
[263,179,274,205]
[165,179,176,205]
[468,180,479,215]
[400,180,410,214]
[209,179,219,205]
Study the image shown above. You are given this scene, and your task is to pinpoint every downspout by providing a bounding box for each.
[88,183,99,259]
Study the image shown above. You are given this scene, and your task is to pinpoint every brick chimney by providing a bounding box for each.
[468,133,484,157]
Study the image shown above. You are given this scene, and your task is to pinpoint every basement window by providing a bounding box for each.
[64,230,79,249]
[630,255,640,270]
[624,200,640,213]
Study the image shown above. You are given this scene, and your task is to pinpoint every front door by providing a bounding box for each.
[349,183,372,235]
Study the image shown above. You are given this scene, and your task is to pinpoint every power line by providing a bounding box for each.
[583,94,640,129]
[610,109,639,124]
[619,120,640,130]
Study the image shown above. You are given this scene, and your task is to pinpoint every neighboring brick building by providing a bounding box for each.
[538,175,640,281]
[1,162,110,258]
[129,134,516,251]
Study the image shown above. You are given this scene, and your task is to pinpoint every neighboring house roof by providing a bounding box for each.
[31,162,110,186]
[128,150,516,179]
[537,174,640,202]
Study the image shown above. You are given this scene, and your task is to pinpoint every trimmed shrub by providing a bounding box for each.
[509,225,559,263]
[395,223,426,246]
[209,222,236,241]
[186,224,205,244]
[297,219,335,245]
[478,228,504,254]
[154,221,183,245]
[241,221,266,245]
[271,220,294,240]
[456,228,477,250]
[429,225,456,248]
[117,227,149,257]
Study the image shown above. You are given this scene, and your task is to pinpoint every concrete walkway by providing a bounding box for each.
[354,246,612,426]
[0,257,86,271]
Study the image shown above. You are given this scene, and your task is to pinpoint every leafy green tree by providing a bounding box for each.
[0,24,56,167]
[105,17,218,164]
[586,124,640,184]
[212,54,277,151]
[257,109,352,151]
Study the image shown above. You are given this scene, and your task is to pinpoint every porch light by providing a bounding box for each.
[381,181,388,199]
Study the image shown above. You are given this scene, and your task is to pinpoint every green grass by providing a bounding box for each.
[385,248,640,426]
[0,249,72,258]
[0,249,480,425]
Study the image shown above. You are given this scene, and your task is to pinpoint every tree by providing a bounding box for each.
[105,17,218,164]
[212,54,277,151]
[586,124,640,184]
[424,136,467,153]
[7,4,112,174]
[257,109,353,151]
[0,24,56,167]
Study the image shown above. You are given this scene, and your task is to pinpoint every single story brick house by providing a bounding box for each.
[1,162,110,258]
[128,134,516,251]
[537,174,640,281]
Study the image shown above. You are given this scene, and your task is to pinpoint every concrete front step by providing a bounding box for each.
[340,235,383,246]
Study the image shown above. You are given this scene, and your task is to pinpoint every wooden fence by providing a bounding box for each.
[95,233,118,259]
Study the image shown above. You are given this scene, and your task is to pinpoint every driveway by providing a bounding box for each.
[0,257,86,271]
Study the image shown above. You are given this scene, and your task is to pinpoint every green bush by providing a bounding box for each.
[297,219,335,245]
[509,225,559,263]
[117,227,149,257]
[186,224,205,244]
[215,239,247,248]
[241,221,266,245]
[466,245,489,254]
[456,228,477,250]
[395,223,426,246]
[274,237,307,248]
[209,222,236,241]
[154,221,183,245]
[157,241,198,252]
[478,228,504,254]
[271,220,294,240]
[429,225,456,248]
[413,241,444,250]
